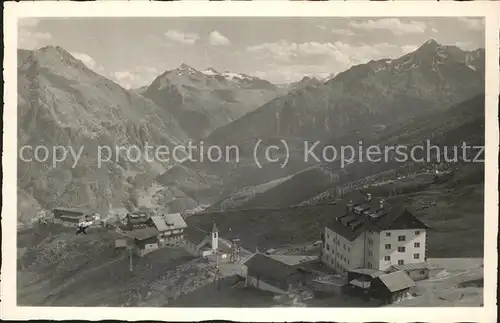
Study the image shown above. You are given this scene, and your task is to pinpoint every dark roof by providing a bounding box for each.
[349,268,385,278]
[244,254,299,285]
[325,197,428,241]
[151,213,187,231]
[376,270,415,292]
[53,208,84,218]
[389,262,442,272]
[127,213,151,224]
[125,227,159,241]
[59,215,82,222]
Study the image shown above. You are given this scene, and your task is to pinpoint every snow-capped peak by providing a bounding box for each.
[201,67,219,76]
[179,63,195,70]
[222,72,250,81]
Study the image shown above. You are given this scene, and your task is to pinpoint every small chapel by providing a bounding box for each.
[184,218,230,257]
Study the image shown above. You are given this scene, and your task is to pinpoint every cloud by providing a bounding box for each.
[457,18,484,31]
[70,52,107,75]
[254,65,330,84]
[209,31,231,46]
[247,40,422,83]
[113,66,159,89]
[317,25,356,37]
[331,29,356,37]
[401,45,418,54]
[18,20,52,50]
[247,40,296,62]
[247,39,414,67]
[455,41,482,51]
[70,52,97,69]
[164,30,199,45]
[348,18,427,35]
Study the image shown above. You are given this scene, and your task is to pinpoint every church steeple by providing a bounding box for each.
[212,218,219,234]
[211,217,219,251]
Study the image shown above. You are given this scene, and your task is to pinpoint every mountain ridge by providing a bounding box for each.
[141,63,286,139]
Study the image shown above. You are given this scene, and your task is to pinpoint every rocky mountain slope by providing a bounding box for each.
[157,39,485,209]
[141,64,285,139]
[17,46,189,225]
[208,39,484,144]
[214,94,485,210]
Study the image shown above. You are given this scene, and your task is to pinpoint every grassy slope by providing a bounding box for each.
[17,225,209,306]
[187,176,484,258]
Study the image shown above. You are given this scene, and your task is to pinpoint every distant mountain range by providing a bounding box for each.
[207,39,484,145]
[159,39,485,209]
[17,39,486,225]
[139,63,286,139]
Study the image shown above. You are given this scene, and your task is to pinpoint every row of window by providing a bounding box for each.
[324,255,348,275]
[325,243,350,253]
[385,230,421,238]
[326,232,352,250]
[370,259,411,266]
[384,253,420,261]
[385,242,421,250]
[324,245,351,264]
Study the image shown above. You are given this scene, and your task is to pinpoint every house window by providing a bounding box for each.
[415,231,420,235]
[385,244,391,249]
[347,260,350,265]
[398,260,404,265]
[368,251,373,256]
[343,244,346,250]
[368,262,372,269]
[398,235,406,242]
[414,253,420,259]
[398,247,406,252]
[326,244,330,251]
[384,256,391,261]
[420,270,426,275]
[386,232,391,237]
[414,242,420,248]
[347,247,351,252]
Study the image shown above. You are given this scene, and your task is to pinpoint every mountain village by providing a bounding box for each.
[42,186,452,306]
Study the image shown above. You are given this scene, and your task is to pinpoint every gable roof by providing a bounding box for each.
[125,227,159,241]
[349,268,385,278]
[325,197,428,242]
[376,270,415,292]
[151,213,187,231]
[53,208,84,218]
[59,214,82,222]
[388,262,442,272]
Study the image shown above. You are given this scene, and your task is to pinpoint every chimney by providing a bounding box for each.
[347,200,353,213]
[380,199,385,209]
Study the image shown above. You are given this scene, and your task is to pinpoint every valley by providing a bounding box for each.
[16,36,486,308]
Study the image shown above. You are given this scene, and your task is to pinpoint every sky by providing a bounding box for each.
[18,17,485,88]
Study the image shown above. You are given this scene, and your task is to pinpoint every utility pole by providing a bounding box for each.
[129,247,133,272]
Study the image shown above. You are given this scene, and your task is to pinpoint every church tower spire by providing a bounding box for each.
[211,217,219,251]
